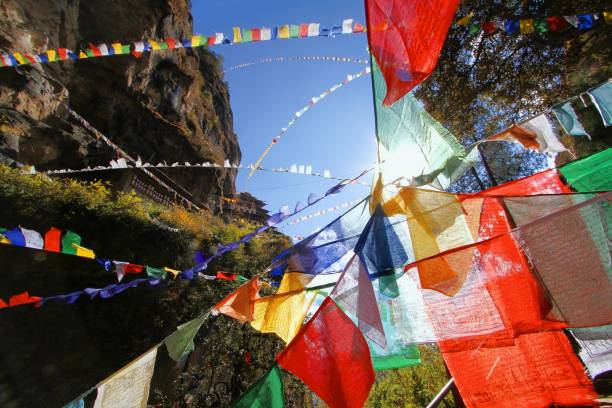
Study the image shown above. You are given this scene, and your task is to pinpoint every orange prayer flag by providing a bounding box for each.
[214,278,260,322]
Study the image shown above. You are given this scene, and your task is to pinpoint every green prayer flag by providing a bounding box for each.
[289,25,300,38]
[237,274,249,283]
[372,60,473,190]
[534,18,549,33]
[560,148,612,191]
[242,29,253,42]
[146,266,165,279]
[164,314,207,361]
[85,49,95,58]
[61,230,81,255]
[121,44,131,54]
[158,41,169,50]
[468,22,481,35]
[232,364,285,408]
[0,227,6,233]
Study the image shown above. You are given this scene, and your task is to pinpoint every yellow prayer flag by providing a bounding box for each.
[383,188,479,296]
[456,12,474,26]
[604,12,612,23]
[520,19,534,34]
[250,273,315,344]
[13,53,26,65]
[72,243,95,259]
[79,51,88,59]
[46,50,57,62]
[232,27,242,43]
[191,35,204,47]
[149,40,160,50]
[369,173,385,214]
[112,43,123,54]
[0,235,10,245]
[164,267,180,279]
[278,25,290,39]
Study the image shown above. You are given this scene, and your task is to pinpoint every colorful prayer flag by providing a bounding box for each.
[289,24,300,38]
[9,291,41,307]
[277,297,375,408]
[4,227,26,247]
[61,230,81,255]
[365,0,460,105]
[342,18,354,34]
[587,81,612,127]
[145,266,165,279]
[487,114,567,153]
[504,19,520,35]
[214,278,260,322]
[331,254,386,348]
[299,24,309,38]
[520,19,535,33]
[456,12,474,26]
[552,101,590,137]
[250,273,316,344]
[233,364,284,408]
[534,18,550,33]
[216,271,237,281]
[233,27,242,43]
[165,314,207,361]
[547,16,568,31]
[242,29,252,42]
[72,243,95,259]
[20,227,43,249]
[307,23,320,37]
[251,28,261,41]
[577,14,594,30]
[44,227,62,252]
[278,25,289,39]
[46,50,57,62]
[260,28,271,41]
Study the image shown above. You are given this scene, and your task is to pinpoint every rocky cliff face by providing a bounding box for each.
[0,0,240,207]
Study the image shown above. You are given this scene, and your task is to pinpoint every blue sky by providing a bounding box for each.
[192,0,374,239]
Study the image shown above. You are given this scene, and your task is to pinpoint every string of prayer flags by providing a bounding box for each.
[215,271,249,282]
[214,279,260,323]
[232,364,285,408]
[113,261,144,282]
[587,80,612,126]
[247,68,370,179]
[276,297,375,408]
[164,314,208,362]
[366,0,460,105]
[461,12,609,37]
[0,19,366,69]
[486,114,567,153]
[224,55,369,74]
[552,101,591,137]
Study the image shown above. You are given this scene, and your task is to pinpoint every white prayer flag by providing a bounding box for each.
[260,27,272,41]
[298,165,305,174]
[307,23,320,37]
[20,227,43,249]
[342,19,354,34]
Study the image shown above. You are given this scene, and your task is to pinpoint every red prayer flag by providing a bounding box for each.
[88,43,101,57]
[365,0,460,105]
[251,28,261,41]
[0,298,7,309]
[299,23,309,37]
[277,297,375,408]
[57,48,68,60]
[9,292,42,307]
[440,171,596,407]
[124,264,143,275]
[208,36,215,46]
[44,227,62,252]
[353,23,365,33]
[216,271,237,281]
[482,21,497,34]
[214,278,259,322]
[165,38,176,49]
[547,16,568,32]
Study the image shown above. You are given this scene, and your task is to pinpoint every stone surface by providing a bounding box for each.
[0,0,240,208]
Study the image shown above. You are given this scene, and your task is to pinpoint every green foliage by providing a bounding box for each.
[367,346,455,408]
[0,165,295,407]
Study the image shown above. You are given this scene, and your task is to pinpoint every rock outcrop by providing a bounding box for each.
[0,0,240,208]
